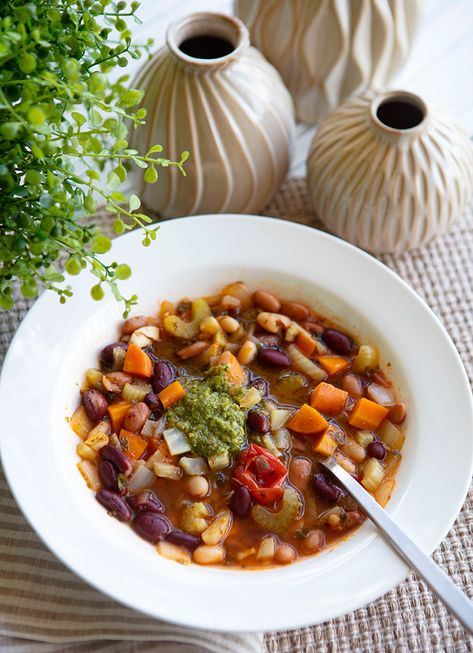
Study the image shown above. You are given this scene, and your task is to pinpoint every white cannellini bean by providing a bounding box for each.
[200,316,221,335]
[256,312,291,334]
[237,340,257,365]
[218,315,240,334]
[193,545,225,565]
[156,541,191,565]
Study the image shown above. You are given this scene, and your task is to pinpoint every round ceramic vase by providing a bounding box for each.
[235,0,422,124]
[307,90,473,254]
[130,12,295,218]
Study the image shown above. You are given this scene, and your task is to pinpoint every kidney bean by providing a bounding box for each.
[123,402,151,433]
[367,441,386,460]
[321,329,353,355]
[127,490,164,514]
[152,361,174,394]
[133,512,171,543]
[280,302,310,320]
[246,409,269,433]
[389,402,406,424]
[100,444,133,476]
[257,347,290,368]
[165,530,201,552]
[98,459,119,491]
[96,489,132,521]
[250,377,270,396]
[100,341,127,366]
[253,290,281,313]
[144,392,163,413]
[122,315,147,334]
[230,486,253,517]
[301,320,324,335]
[82,389,108,422]
[313,473,344,503]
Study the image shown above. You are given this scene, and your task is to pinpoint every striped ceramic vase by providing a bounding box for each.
[307,90,473,254]
[235,0,422,124]
[130,12,295,218]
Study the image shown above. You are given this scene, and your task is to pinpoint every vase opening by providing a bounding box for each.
[167,13,248,66]
[374,93,426,131]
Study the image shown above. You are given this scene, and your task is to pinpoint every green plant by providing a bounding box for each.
[0,0,188,315]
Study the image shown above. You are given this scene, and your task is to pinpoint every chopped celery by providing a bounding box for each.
[362,458,385,491]
[164,298,211,339]
[356,430,375,447]
[122,382,151,403]
[163,427,191,456]
[252,487,301,533]
[377,419,404,450]
[352,345,379,372]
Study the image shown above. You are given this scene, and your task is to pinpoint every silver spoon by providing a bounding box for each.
[321,457,473,633]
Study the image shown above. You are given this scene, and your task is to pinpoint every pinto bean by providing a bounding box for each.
[102,371,132,393]
[176,341,208,359]
[280,302,310,320]
[123,402,151,433]
[290,457,312,491]
[389,402,406,424]
[122,315,147,334]
[253,290,281,313]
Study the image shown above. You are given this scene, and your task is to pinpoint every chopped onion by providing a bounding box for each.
[239,387,262,409]
[146,448,164,468]
[77,460,100,491]
[287,344,327,382]
[256,535,276,562]
[262,433,283,458]
[273,427,291,450]
[179,456,209,475]
[270,408,293,430]
[367,383,394,406]
[163,427,191,455]
[235,547,256,561]
[153,462,182,480]
[208,452,230,470]
[262,399,276,413]
[127,461,155,493]
[129,326,160,348]
[141,416,166,437]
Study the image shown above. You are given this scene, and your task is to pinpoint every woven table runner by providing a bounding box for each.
[0,177,472,652]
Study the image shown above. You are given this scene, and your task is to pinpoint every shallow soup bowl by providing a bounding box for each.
[0,215,472,632]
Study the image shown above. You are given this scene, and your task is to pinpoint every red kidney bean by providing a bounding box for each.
[321,329,353,355]
[127,490,164,514]
[100,444,133,476]
[100,341,127,366]
[133,512,171,543]
[82,389,108,422]
[144,392,163,413]
[152,361,174,394]
[96,489,132,521]
[230,485,253,517]
[257,347,291,368]
[313,473,343,503]
[98,459,119,491]
[165,530,201,551]
[367,441,386,460]
[246,409,269,433]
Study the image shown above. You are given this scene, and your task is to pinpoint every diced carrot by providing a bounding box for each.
[295,331,316,357]
[349,397,389,430]
[119,429,149,460]
[107,401,132,434]
[123,342,153,378]
[286,403,328,434]
[217,350,246,384]
[158,380,186,409]
[316,356,349,376]
[310,382,348,416]
[313,425,339,457]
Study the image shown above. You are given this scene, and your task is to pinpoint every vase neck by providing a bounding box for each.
[166,12,249,72]
[369,91,430,142]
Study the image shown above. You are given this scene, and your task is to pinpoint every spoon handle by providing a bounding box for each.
[321,457,473,633]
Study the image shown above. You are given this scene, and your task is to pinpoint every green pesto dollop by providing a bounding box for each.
[166,365,246,458]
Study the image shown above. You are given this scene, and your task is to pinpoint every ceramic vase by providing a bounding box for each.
[130,12,295,218]
[307,90,473,254]
[235,0,422,124]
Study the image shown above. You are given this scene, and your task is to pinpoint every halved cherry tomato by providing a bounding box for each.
[233,444,288,506]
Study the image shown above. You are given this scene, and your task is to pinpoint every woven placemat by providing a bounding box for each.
[0,177,472,652]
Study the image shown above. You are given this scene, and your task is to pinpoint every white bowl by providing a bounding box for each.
[0,215,472,632]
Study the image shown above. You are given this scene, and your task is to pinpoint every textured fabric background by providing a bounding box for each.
[0,178,472,652]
